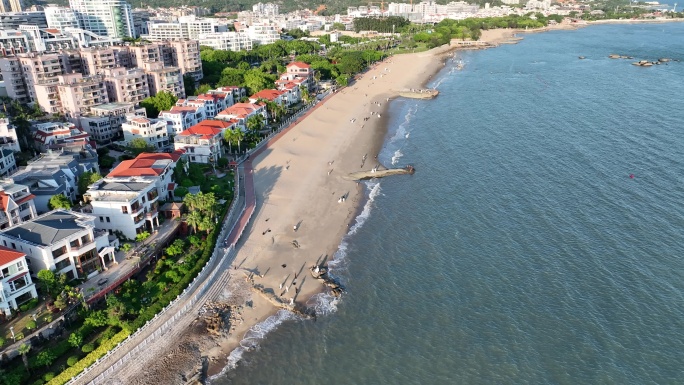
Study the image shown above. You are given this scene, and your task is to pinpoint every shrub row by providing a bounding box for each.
[47,330,130,385]
[19,298,39,312]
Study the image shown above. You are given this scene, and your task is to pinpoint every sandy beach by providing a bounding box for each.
[102,18,684,384]
[202,43,456,377]
[112,44,457,384]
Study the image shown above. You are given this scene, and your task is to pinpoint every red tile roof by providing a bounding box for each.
[0,245,25,267]
[218,103,262,119]
[288,61,311,69]
[107,152,182,177]
[250,89,284,101]
[178,124,223,139]
[0,192,10,211]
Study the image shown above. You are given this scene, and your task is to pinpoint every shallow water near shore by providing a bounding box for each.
[213,23,684,384]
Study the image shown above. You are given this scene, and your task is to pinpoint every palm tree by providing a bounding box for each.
[183,193,199,212]
[223,129,236,153]
[233,129,245,152]
[185,211,202,234]
[18,343,30,373]
[246,114,265,135]
[198,216,214,235]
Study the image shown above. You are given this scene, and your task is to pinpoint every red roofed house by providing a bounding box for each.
[0,246,37,317]
[122,116,170,150]
[216,102,267,129]
[274,81,302,106]
[106,151,185,200]
[174,120,234,163]
[0,180,38,230]
[281,61,315,91]
[177,93,233,119]
[211,86,247,104]
[159,104,206,136]
[249,89,286,107]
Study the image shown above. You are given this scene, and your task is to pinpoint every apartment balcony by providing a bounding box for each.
[70,239,95,251]
[145,208,158,219]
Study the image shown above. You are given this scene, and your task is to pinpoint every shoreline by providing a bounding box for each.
[111,19,684,384]
[204,45,455,379]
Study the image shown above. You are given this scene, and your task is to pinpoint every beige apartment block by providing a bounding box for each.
[18,53,68,102]
[166,40,202,82]
[128,43,171,68]
[103,67,149,103]
[144,61,185,98]
[79,47,123,75]
[56,73,109,119]
[80,102,145,143]
[0,57,29,103]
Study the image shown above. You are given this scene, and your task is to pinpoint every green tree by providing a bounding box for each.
[53,295,68,310]
[36,349,56,368]
[165,239,185,257]
[135,231,151,243]
[246,114,265,134]
[25,320,36,330]
[37,269,66,299]
[183,74,196,96]
[196,84,212,95]
[48,194,72,210]
[185,211,202,234]
[68,332,83,348]
[198,216,214,235]
[78,171,103,196]
[18,343,30,373]
[243,70,275,94]
[332,22,346,31]
[121,243,132,253]
[84,310,109,328]
[128,138,154,155]
[140,91,178,118]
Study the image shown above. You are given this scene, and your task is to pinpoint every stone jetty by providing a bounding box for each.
[399,89,439,99]
[345,165,415,181]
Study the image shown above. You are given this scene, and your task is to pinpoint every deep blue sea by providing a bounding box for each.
[214,23,684,384]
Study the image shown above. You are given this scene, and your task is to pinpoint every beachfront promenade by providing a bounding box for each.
[69,97,328,384]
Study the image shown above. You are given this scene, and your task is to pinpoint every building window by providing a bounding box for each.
[121,206,128,213]
[100,216,104,222]
[55,257,71,271]
[106,217,110,223]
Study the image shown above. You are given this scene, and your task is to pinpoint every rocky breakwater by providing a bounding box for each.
[399,89,439,99]
[608,54,677,67]
[310,265,345,297]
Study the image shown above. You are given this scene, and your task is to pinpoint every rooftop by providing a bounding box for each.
[0,245,25,267]
[107,152,182,178]
[2,210,90,247]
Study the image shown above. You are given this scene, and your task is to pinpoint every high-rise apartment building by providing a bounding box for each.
[103,67,149,103]
[0,0,22,13]
[0,12,47,30]
[44,6,80,30]
[69,0,135,38]
[143,61,184,98]
[166,40,202,82]
[198,32,252,52]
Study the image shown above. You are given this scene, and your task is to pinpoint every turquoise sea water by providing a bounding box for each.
[214,23,684,384]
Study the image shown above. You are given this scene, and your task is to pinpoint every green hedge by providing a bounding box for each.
[19,298,39,312]
[47,330,130,385]
[29,340,72,368]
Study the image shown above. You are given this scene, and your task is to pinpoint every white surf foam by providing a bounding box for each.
[391,149,404,165]
[208,310,298,383]
[210,181,383,380]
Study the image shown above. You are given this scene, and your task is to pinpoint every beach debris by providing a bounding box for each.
[282,264,287,268]
[291,240,300,248]
[578,56,586,60]
[630,174,635,179]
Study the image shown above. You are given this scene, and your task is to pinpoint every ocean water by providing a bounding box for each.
[213,23,684,384]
